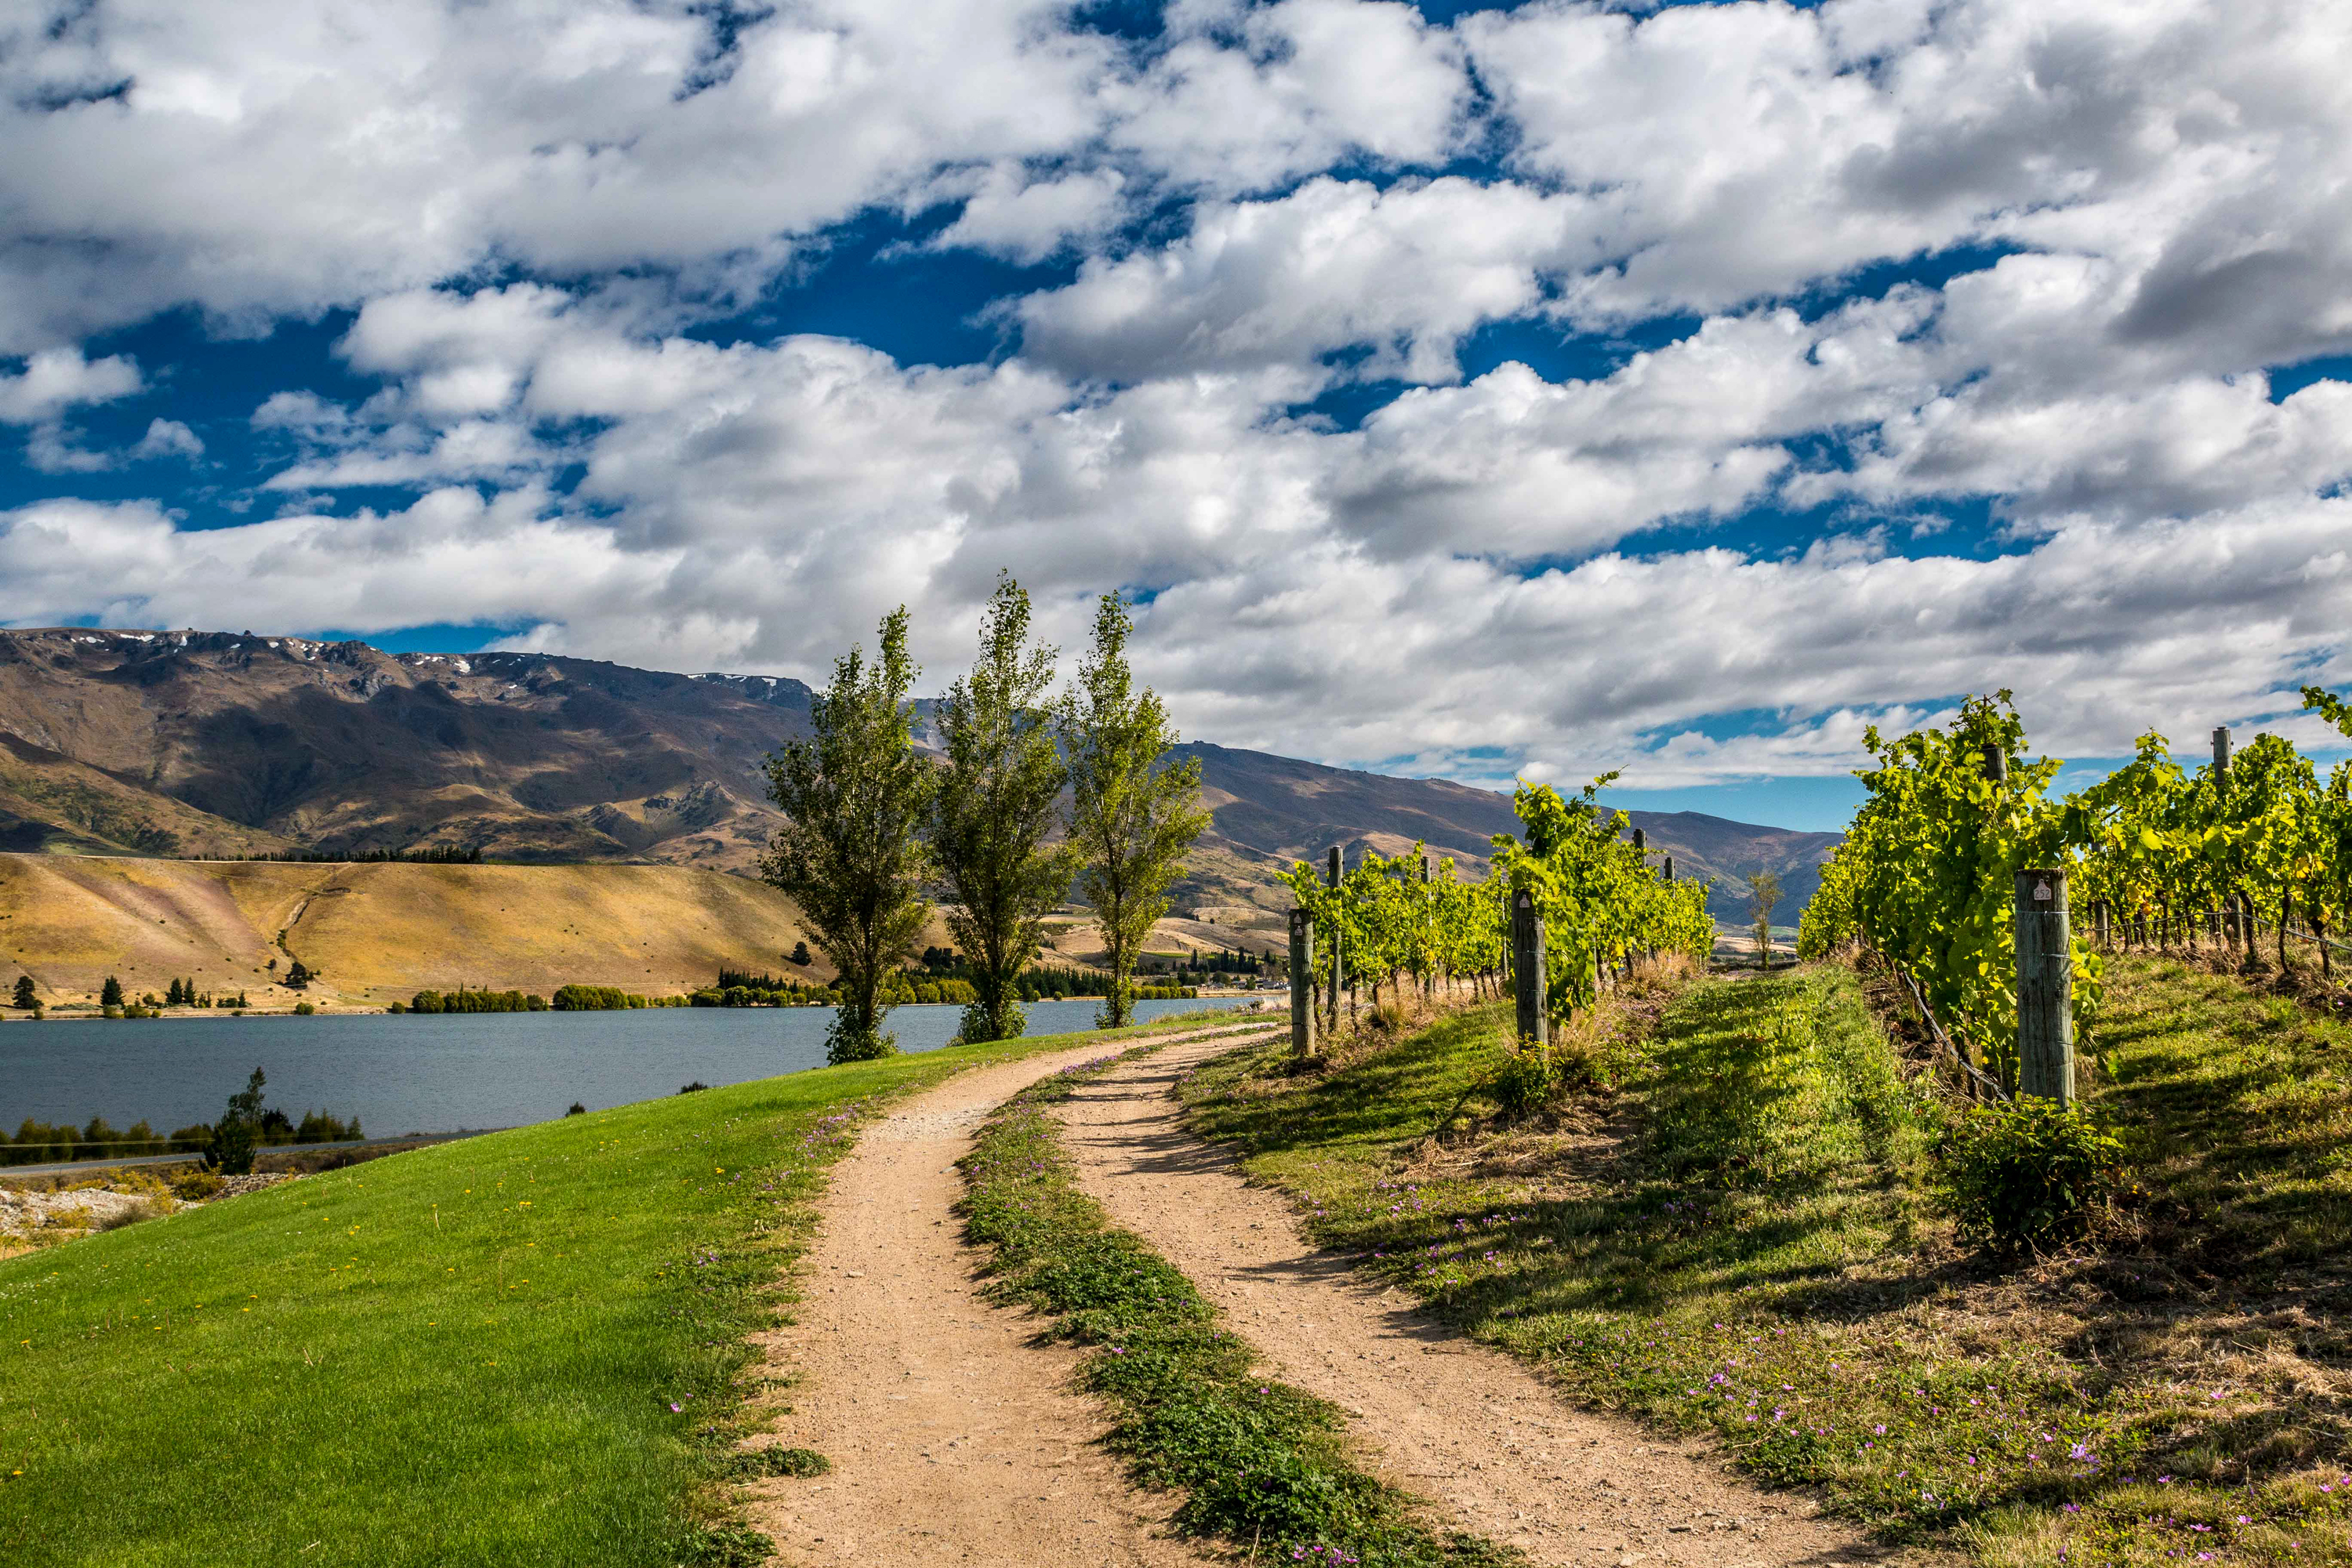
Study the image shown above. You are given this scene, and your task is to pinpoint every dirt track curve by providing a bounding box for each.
[743,1023,1279,1566]
[1054,1033,1896,1568]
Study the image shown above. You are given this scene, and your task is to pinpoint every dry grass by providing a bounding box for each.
[0,852,831,1007]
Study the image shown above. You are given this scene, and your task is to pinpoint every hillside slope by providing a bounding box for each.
[1173,742,1839,926]
[0,855,824,1007]
[0,628,1837,934]
[0,628,810,868]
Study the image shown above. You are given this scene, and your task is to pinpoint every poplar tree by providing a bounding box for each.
[1747,869,1782,970]
[761,608,935,1063]
[931,573,1073,1044]
[1059,593,1207,1028]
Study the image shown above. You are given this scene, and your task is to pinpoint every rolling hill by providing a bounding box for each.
[0,627,1838,989]
[0,854,829,1008]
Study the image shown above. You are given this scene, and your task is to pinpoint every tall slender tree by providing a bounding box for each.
[1746,869,1782,970]
[931,574,1073,1044]
[761,608,935,1063]
[1059,593,1208,1028]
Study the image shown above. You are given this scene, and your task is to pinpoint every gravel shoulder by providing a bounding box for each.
[1054,1033,1900,1568]
[743,1026,1276,1566]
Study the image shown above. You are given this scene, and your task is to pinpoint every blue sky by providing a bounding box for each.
[2,0,2348,834]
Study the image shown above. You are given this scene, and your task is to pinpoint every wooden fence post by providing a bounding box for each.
[2016,868,2074,1105]
[2095,899,2111,949]
[1325,846,1344,1033]
[1288,907,1316,1060]
[1511,887,1546,1047]
[2212,727,2235,958]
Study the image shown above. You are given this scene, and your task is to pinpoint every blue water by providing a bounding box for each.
[0,996,1258,1137]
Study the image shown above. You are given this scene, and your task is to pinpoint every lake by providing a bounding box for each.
[0,996,1263,1138]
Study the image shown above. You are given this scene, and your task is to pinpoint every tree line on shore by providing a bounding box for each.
[764,579,1207,1062]
[4,1092,361,1168]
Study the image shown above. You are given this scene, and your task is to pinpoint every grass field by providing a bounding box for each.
[1181,958,2352,1568]
[0,1013,1223,1566]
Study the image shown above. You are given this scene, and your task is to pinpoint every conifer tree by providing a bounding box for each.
[207,1067,267,1176]
[1059,594,1207,1028]
[760,608,935,1063]
[932,574,1074,1044]
[101,975,123,1007]
[11,976,33,1009]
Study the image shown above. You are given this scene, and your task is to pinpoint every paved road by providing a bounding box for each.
[0,1131,490,1179]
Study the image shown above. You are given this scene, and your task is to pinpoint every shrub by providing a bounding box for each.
[170,1169,226,1201]
[825,1016,895,1064]
[553,984,637,1011]
[293,1001,316,1016]
[1937,1098,2124,1254]
[1491,1039,1558,1116]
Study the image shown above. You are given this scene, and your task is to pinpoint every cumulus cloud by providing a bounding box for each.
[129,418,203,462]
[1018,177,1587,383]
[0,349,141,423]
[4,0,2352,795]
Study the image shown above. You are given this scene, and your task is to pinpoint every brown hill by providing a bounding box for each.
[0,628,1837,953]
[1170,742,1839,928]
[0,628,810,868]
[0,854,828,1008]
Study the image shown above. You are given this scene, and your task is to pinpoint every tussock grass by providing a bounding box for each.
[960,1047,1520,1567]
[1183,962,2352,1568]
[0,1014,1221,1566]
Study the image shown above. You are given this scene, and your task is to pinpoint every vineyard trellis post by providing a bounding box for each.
[1510,887,1545,1047]
[1287,907,1316,1061]
[1325,845,1343,1033]
[2016,867,2075,1105]
[2212,727,2236,959]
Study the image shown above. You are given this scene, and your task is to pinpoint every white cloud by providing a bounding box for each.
[130,418,203,462]
[1017,177,1586,384]
[5,0,2352,799]
[931,166,1129,263]
[0,348,142,423]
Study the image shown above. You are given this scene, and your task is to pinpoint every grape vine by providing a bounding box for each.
[1283,775,1712,1029]
[1799,688,2352,1091]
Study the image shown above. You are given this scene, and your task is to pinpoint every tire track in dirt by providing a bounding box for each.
[742,1022,1282,1566]
[1054,1033,1907,1568]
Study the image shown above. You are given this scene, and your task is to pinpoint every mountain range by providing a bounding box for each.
[0,628,1838,931]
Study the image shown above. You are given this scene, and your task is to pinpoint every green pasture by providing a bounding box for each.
[0,1013,1231,1566]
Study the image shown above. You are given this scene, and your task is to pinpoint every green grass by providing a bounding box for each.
[0,1011,1232,1566]
[1181,964,2352,1568]
[959,1046,1519,1568]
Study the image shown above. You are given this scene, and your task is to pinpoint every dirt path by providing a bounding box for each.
[743,1022,1282,1566]
[1054,1034,1891,1568]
